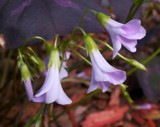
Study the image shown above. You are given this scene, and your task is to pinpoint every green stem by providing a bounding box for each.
[59,50,67,72]
[18,49,23,60]
[49,104,54,120]
[95,38,128,60]
[78,9,97,27]
[74,44,86,50]
[71,48,92,66]
[54,34,59,47]
[71,9,97,39]
[127,48,160,75]
[129,0,144,21]
[71,26,86,39]
[21,36,48,48]
[68,46,108,72]
[24,104,46,127]
[125,0,144,22]
[125,4,136,22]
[61,77,90,86]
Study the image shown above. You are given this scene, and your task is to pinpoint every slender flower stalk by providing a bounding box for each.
[34,48,72,104]
[96,12,146,58]
[84,35,126,93]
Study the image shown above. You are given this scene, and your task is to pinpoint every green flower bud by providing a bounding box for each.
[18,60,31,80]
[126,58,146,71]
[119,84,133,104]
[96,12,110,27]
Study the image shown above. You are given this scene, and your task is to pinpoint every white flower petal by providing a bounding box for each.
[87,72,99,93]
[35,66,58,97]
[56,84,72,105]
[24,78,33,100]
[59,65,68,80]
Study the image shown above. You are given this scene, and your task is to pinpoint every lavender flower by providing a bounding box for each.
[24,78,34,100]
[33,48,72,104]
[84,35,126,93]
[18,60,33,100]
[96,12,146,58]
[133,103,151,110]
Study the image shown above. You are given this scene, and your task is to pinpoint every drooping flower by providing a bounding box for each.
[84,35,126,93]
[96,12,146,58]
[133,103,151,110]
[59,51,71,80]
[43,51,70,80]
[18,60,33,100]
[33,48,72,104]
[24,78,34,100]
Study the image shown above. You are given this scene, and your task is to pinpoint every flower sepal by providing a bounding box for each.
[48,47,60,68]
[84,35,99,53]
[18,60,31,80]
[96,12,110,27]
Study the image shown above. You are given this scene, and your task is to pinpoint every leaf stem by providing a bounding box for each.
[71,48,91,66]
[127,48,160,75]
[21,36,49,48]
[78,9,97,27]
[125,0,144,22]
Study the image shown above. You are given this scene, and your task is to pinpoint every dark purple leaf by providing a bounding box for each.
[0,0,107,49]
[101,0,142,22]
[136,57,160,102]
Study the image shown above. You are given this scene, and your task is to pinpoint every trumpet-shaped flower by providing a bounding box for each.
[96,12,146,58]
[33,48,72,104]
[24,78,34,100]
[18,60,33,100]
[84,35,126,93]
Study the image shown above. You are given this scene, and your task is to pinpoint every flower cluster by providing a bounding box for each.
[19,47,72,105]
[19,11,146,105]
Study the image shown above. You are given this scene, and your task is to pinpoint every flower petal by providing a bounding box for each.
[106,71,126,84]
[59,64,68,80]
[32,95,45,102]
[24,78,33,100]
[121,20,146,39]
[98,81,111,93]
[90,50,121,73]
[44,82,60,104]
[35,66,58,97]
[56,85,72,105]
[105,18,123,27]
[87,72,99,93]
[111,36,122,58]
[103,17,146,55]
[119,36,137,52]
[122,19,141,34]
